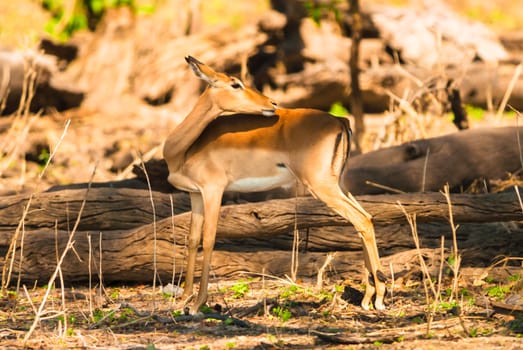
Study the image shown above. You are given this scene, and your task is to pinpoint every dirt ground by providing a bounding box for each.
[1,265,523,349]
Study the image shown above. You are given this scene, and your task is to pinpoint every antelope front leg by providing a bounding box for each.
[183,192,204,302]
[189,188,223,315]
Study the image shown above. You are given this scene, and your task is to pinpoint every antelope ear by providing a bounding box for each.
[185,56,216,85]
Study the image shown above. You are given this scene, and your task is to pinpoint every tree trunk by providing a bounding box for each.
[349,0,365,152]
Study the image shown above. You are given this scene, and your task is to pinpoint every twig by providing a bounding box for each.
[115,145,160,181]
[365,180,405,194]
[88,305,121,329]
[118,302,250,328]
[313,318,462,344]
[235,297,279,318]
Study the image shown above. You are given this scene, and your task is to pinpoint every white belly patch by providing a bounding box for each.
[226,168,294,192]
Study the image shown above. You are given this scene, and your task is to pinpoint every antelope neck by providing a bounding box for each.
[163,89,222,171]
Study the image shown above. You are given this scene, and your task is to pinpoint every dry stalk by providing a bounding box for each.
[421,147,430,192]
[496,64,522,121]
[23,165,97,344]
[0,56,39,177]
[15,213,26,295]
[2,182,32,289]
[388,262,395,307]
[290,181,300,282]
[88,233,93,321]
[98,232,103,307]
[262,268,268,318]
[397,201,438,335]
[515,186,523,214]
[2,119,71,291]
[22,284,38,315]
[0,114,38,177]
[316,252,337,290]
[1,93,69,267]
[440,184,461,303]
[0,63,9,112]
[169,194,183,305]
[139,156,158,311]
[54,220,69,340]
[436,236,445,305]
[440,185,474,337]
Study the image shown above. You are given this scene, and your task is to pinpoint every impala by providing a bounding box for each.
[163,56,386,314]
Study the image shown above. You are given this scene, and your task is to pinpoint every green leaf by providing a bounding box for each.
[136,4,156,15]
[329,102,349,117]
[89,0,106,14]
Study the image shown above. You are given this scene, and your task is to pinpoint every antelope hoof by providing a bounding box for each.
[361,299,386,311]
[374,299,386,311]
[188,305,204,316]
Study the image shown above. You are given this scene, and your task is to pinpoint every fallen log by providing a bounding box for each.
[0,187,191,244]
[345,126,523,194]
[1,189,521,283]
[1,187,521,239]
[0,49,83,115]
[3,222,522,284]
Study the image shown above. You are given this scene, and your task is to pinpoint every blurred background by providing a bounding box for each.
[1,0,522,193]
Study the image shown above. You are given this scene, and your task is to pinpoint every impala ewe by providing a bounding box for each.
[163,56,386,314]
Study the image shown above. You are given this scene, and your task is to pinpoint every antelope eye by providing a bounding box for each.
[231,81,243,89]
